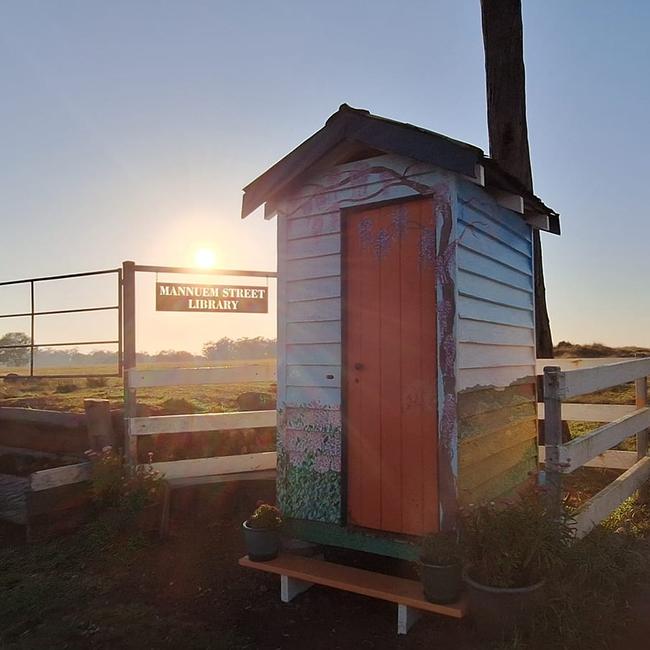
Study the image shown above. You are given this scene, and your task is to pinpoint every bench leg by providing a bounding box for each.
[397,604,421,635]
[281,575,313,603]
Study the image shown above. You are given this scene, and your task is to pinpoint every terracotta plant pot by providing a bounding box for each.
[464,569,545,641]
[242,520,281,561]
[420,561,463,604]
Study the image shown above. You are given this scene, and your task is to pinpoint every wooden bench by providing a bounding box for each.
[159,469,276,537]
[239,553,467,634]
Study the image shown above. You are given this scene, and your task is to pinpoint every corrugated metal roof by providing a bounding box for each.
[242,104,559,234]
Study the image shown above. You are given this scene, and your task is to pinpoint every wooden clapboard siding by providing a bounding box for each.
[287,344,341,366]
[457,247,531,291]
[458,343,534,369]
[457,270,533,310]
[286,233,340,259]
[461,453,536,504]
[460,437,537,493]
[458,366,536,392]
[460,419,537,469]
[287,365,341,388]
[459,319,534,347]
[286,321,341,344]
[458,296,533,329]
[287,212,341,240]
[286,255,340,281]
[455,179,537,504]
[287,298,340,322]
[277,210,288,410]
[456,180,536,392]
[287,277,340,302]
[286,386,340,408]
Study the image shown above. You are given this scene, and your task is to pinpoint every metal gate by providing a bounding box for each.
[0,268,122,378]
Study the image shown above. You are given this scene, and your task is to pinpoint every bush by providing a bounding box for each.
[420,531,461,565]
[54,382,78,393]
[160,397,197,414]
[85,447,165,511]
[461,487,574,588]
[86,376,108,388]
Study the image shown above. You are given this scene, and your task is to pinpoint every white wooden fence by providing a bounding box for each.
[125,364,278,480]
[124,358,650,531]
[540,357,650,537]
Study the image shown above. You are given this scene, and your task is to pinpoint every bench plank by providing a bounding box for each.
[239,554,467,618]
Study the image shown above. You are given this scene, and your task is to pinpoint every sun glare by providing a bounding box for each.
[194,248,217,269]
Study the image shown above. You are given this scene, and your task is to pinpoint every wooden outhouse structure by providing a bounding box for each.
[242,105,559,558]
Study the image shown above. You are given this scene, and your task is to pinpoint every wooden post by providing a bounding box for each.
[84,399,114,450]
[122,261,137,465]
[636,376,648,460]
[543,366,564,510]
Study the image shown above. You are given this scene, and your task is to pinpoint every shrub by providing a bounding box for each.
[85,447,165,511]
[86,447,123,508]
[54,382,78,393]
[420,531,461,565]
[160,397,197,414]
[246,503,282,529]
[461,487,574,588]
[86,376,108,388]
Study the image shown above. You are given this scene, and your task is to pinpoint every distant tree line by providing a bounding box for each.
[0,332,276,367]
[202,336,276,360]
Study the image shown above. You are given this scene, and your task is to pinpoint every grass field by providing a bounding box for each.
[0,359,276,414]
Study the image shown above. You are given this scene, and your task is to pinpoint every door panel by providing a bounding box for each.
[345,198,438,536]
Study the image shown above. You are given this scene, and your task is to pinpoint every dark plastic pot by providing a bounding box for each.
[242,520,281,561]
[464,569,545,641]
[420,561,463,604]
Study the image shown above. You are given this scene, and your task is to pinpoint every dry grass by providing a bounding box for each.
[0,359,276,413]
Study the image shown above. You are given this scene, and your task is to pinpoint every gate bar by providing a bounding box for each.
[134,264,277,278]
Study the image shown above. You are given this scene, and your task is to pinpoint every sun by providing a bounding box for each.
[194,248,217,269]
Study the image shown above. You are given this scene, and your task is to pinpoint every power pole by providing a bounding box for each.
[480,0,553,358]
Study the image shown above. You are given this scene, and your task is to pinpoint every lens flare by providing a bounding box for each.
[194,248,217,269]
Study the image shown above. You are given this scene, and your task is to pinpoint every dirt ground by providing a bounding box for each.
[1,480,649,650]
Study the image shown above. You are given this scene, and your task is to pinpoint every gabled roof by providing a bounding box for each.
[242,104,559,234]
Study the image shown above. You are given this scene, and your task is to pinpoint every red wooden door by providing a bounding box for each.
[345,198,438,536]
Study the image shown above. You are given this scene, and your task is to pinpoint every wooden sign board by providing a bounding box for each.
[156,282,268,313]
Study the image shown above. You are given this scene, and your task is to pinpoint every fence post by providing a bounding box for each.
[636,376,648,460]
[544,366,564,511]
[122,261,137,465]
[84,398,115,450]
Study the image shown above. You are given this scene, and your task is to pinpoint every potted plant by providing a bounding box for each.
[419,530,463,604]
[461,487,573,641]
[243,503,283,561]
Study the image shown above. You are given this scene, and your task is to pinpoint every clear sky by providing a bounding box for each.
[1,0,649,354]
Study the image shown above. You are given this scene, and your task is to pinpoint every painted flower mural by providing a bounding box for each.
[277,403,342,523]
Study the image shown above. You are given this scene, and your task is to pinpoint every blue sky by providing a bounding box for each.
[1,1,649,354]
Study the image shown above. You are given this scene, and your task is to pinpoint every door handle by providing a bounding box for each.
[354,362,364,371]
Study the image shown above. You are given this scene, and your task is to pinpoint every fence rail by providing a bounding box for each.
[124,364,277,478]
[543,360,650,537]
[129,409,277,436]
[126,364,276,389]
